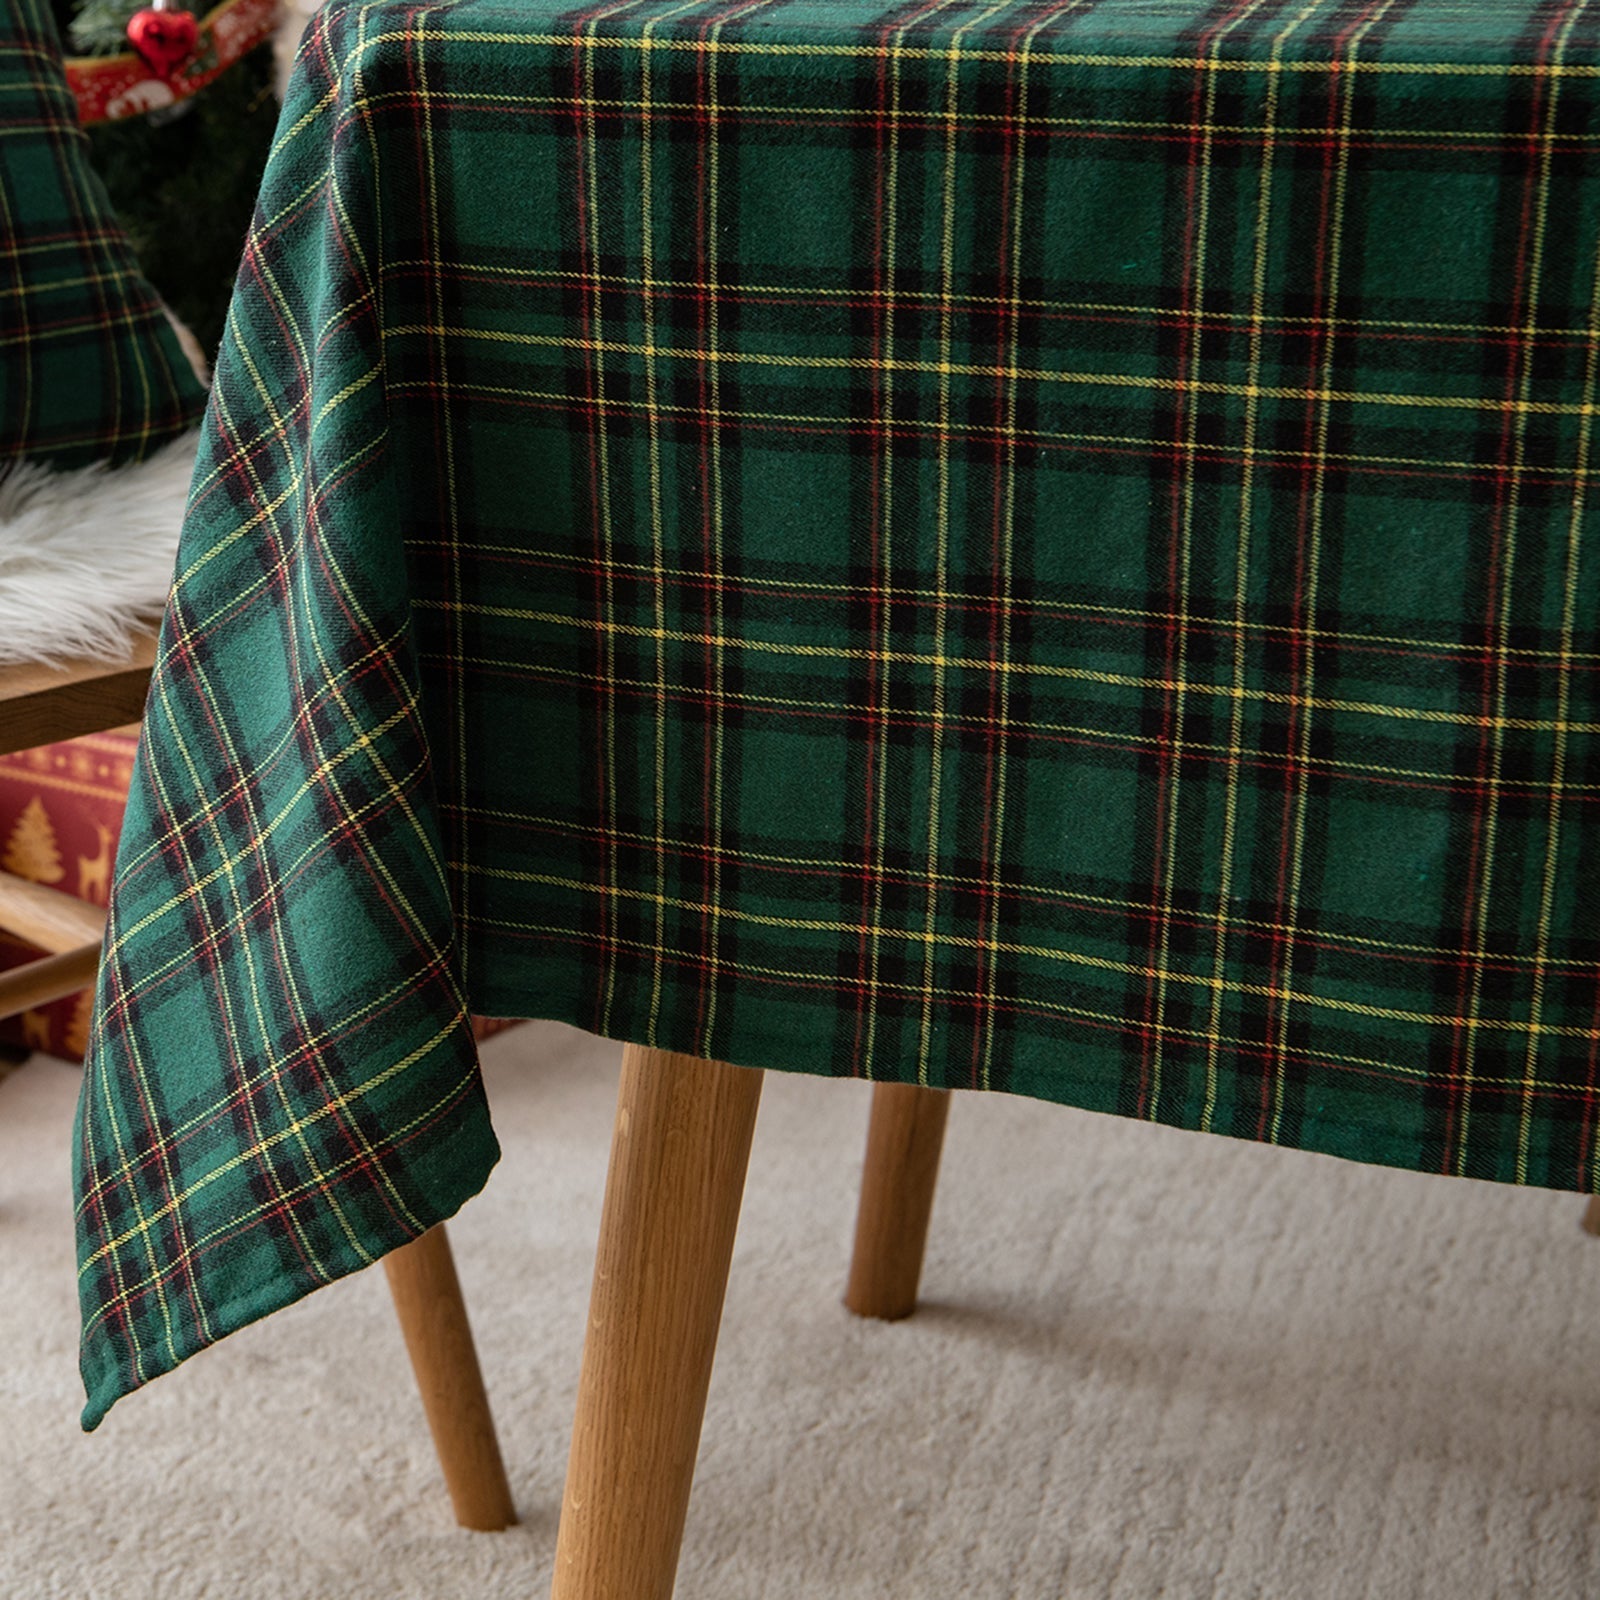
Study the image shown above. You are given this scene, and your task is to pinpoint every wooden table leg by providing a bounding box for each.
[1582,1196,1600,1236]
[551,1044,764,1600]
[845,1082,951,1321]
[383,1223,517,1531]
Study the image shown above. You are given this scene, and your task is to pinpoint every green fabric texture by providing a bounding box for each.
[78,0,1600,1427]
[0,0,206,466]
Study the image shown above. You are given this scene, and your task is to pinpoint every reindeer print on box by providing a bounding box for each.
[77,822,113,904]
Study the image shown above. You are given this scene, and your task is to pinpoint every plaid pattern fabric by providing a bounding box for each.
[0,0,207,467]
[78,0,1600,1426]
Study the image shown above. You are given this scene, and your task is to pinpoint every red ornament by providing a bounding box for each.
[125,4,199,77]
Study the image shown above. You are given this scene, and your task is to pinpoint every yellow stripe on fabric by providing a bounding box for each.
[458,802,1600,966]
[1268,0,1388,1142]
[398,376,1600,486]
[328,25,1600,81]
[1200,0,1326,1133]
[446,542,1600,657]
[449,863,1600,1045]
[383,324,1600,419]
[1509,0,1597,1180]
[338,85,1600,148]
[446,658,1600,793]
[381,259,1600,341]
[697,0,742,1057]
[1456,0,1587,1175]
[633,0,720,1045]
[1527,227,1600,1182]
[976,0,1087,1089]
[578,0,651,1036]
[861,0,926,1081]
[917,1,1001,1087]
[400,0,474,994]
[412,602,1600,734]
[1151,0,1265,1127]
[456,913,1599,1096]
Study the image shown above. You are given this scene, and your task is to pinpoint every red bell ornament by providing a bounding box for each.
[126,0,199,77]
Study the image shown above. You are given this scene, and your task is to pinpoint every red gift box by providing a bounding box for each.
[0,729,136,1059]
[0,729,521,1061]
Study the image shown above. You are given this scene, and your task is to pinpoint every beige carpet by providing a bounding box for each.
[3,1021,1599,1600]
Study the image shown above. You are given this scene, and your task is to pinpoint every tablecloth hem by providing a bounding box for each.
[494,996,1600,1201]
[76,1134,502,1432]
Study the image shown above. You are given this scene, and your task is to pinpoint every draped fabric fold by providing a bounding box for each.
[75,3,498,1430]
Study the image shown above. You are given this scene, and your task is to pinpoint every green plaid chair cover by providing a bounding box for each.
[0,0,205,467]
[76,0,1600,1428]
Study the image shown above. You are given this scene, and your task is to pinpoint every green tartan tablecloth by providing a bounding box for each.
[77,0,1600,1427]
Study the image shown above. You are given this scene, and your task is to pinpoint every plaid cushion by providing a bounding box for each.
[77,0,1600,1427]
[0,0,206,467]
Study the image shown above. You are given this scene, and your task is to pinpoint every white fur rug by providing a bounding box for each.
[0,431,198,666]
[3,1020,1600,1599]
